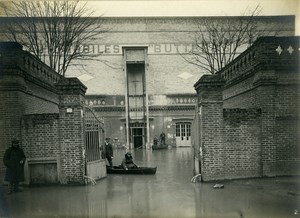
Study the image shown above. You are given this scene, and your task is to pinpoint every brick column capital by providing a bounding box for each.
[194,74,225,92]
[194,74,225,104]
[56,78,87,96]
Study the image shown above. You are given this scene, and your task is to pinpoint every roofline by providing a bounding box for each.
[0,15,295,20]
[99,15,296,19]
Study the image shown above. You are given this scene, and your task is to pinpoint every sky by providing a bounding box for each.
[84,0,299,33]
[1,0,299,33]
[86,0,299,17]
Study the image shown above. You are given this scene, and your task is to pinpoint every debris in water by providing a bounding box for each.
[288,191,300,196]
[213,184,224,189]
[191,174,202,183]
[84,176,97,185]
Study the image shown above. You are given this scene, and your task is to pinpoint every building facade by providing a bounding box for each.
[0,16,297,183]
[63,16,295,149]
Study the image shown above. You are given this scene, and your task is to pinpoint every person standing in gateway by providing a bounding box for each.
[3,139,26,195]
[104,138,113,167]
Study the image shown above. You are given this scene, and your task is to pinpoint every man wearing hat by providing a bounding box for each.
[121,152,138,170]
[104,138,113,167]
[3,139,26,195]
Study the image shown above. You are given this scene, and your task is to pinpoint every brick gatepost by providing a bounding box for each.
[194,74,225,181]
[0,42,24,181]
[253,71,277,177]
[0,43,24,142]
[56,78,87,185]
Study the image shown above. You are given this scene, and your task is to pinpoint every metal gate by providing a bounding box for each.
[84,106,107,182]
[84,106,105,162]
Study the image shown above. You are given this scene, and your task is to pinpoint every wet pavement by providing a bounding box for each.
[1,147,300,218]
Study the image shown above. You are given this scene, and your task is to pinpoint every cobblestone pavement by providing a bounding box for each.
[1,147,299,218]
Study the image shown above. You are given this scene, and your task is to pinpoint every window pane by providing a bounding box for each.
[176,123,180,137]
[181,124,185,136]
[187,123,191,137]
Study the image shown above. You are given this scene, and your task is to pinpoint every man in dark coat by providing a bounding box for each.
[160,132,166,145]
[104,138,113,167]
[3,139,26,195]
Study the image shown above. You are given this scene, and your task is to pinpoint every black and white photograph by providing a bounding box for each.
[0,0,299,217]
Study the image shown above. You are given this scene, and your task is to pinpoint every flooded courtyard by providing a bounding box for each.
[1,147,299,218]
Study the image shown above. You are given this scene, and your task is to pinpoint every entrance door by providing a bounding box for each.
[175,122,191,147]
[132,127,143,148]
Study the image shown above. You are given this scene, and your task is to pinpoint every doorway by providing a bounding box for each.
[132,127,143,148]
[128,122,146,148]
[175,122,191,147]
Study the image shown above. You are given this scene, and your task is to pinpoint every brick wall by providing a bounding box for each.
[0,42,61,182]
[221,37,300,178]
[223,75,257,108]
[223,73,300,177]
[21,114,60,158]
[0,42,91,185]
[275,117,300,175]
[223,109,262,179]
[194,36,300,181]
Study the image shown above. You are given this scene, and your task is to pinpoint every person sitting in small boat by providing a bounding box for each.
[121,152,138,170]
[153,136,158,146]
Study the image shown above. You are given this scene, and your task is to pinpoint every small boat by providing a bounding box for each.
[152,144,168,150]
[106,166,157,175]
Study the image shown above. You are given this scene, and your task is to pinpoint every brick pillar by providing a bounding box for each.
[253,70,278,177]
[56,78,87,185]
[194,75,225,181]
[0,42,25,182]
[0,42,25,141]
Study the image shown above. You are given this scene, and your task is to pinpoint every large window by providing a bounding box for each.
[176,122,191,140]
[127,63,146,120]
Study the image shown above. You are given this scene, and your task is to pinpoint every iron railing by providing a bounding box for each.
[84,106,105,162]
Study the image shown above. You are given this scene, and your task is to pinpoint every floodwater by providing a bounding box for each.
[1,147,299,218]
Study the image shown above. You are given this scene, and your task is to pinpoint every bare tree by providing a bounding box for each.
[183,5,282,74]
[0,1,107,77]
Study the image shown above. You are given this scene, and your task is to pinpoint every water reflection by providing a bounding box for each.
[101,147,195,218]
[2,147,299,218]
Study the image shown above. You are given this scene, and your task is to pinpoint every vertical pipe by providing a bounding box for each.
[93,130,95,161]
[142,62,146,148]
[124,49,130,149]
[144,48,150,149]
[83,109,87,180]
